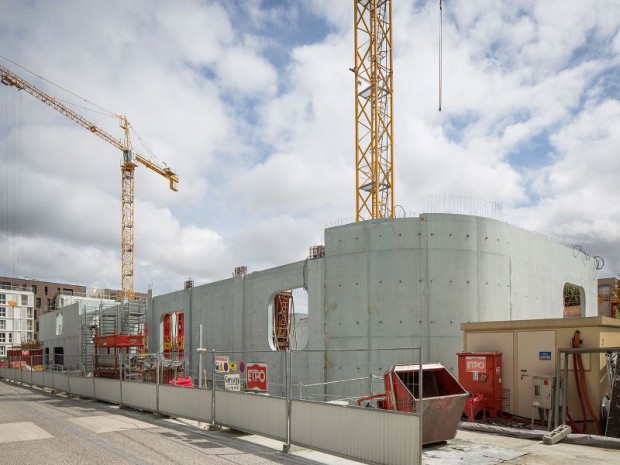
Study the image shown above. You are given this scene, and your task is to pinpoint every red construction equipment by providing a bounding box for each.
[94,333,145,379]
[457,352,503,421]
[357,363,468,444]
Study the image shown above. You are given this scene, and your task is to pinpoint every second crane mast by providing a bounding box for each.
[0,64,179,300]
[354,0,394,221]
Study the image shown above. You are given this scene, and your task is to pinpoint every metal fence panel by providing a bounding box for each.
[122,381,157,411]
[215,390,287,441]
[94,378,121,403]
[158,385,211,422]
[70,376,95,398]
[52,372,70,393]
[291,400,420,465]
[31,371,45,387]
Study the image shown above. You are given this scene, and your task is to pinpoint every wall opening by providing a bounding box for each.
[55,313,63,335]
[563,283,585,318]
[161,311,184,359]
[267,287,308,351]
[53,346,64,366]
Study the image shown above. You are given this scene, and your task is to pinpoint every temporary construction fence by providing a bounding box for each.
[1,347,424,465]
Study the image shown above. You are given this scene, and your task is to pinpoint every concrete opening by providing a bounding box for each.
[55,313,63,335]
[267,288,308,350]
[564,283,585,318]
[53,346,64,366]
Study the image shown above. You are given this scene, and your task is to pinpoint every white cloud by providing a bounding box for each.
[1,0,619,295]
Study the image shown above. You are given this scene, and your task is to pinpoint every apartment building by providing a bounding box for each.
[0,284,35,357]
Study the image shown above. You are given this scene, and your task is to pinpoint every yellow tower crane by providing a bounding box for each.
[1,63,179,301]
[353,0,394,221]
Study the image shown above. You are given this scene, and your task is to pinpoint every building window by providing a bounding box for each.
[0,321,4,330]
[27,320,33,331]
[45,286,48,296]
[21,295,28,306]
[32,285,37,294]
[0,294,5,305]
[0,346,5,356]
[0,333,5,343]
[27,331,33,340]
[0,307,5,318]
[8,333,12,342]
[36,297,41,307]
[27,308,34,319]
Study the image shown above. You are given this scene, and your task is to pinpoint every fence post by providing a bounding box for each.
[30,355,34,386]
[119,351,123,409]
[418,346,424,464]
[283,349,291,452]
[156,355,160,415]
[211,349,216,428]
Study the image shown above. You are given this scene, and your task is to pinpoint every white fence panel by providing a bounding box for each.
[52,373,70,393]
[291,400,420,465]
[43,370,53,387]
[70,376,95,398]
[122,382,157,411]
[31,371,45,387]
[215,391,287,441]
[0,367,5,378]
[95,378,121,404]
[158,385,211,422]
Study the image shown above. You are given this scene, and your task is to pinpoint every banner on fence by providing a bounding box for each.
[246,363,268,391]
[224,373,240,391]
[215,356,230,373]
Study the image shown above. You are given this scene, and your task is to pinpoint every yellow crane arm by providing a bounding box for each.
[1,62,179,300]
[0,63,178,190]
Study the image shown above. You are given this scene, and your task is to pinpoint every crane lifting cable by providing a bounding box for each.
[439,0,443,112]
[0,60,179,300]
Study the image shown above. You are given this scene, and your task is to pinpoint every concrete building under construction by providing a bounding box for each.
[147,213,599,383]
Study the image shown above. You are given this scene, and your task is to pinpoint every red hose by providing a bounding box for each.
[571,331,602,435]
[571,332,587,433]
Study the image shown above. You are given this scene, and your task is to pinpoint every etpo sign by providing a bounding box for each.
[465,356,486,373]
[246,363,268,391]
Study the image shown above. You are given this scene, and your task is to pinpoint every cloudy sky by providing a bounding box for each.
[1,0,619,295]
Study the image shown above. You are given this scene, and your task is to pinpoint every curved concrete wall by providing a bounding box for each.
[149,213,598,381]
[323,214,598,372]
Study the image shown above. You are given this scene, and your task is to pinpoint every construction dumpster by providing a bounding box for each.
[358,363,468,445]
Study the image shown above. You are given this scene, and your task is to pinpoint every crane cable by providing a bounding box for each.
[438,0,443,112]
[0,54,117,118]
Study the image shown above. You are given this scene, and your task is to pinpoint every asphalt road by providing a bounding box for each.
[0,379,351,465]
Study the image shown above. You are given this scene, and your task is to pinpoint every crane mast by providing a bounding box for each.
[354,0,394,221]
[1,64,179,300]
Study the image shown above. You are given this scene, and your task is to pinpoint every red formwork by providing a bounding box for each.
[94,334,145,379]
[7,349,43,367]
[457,352,503,420]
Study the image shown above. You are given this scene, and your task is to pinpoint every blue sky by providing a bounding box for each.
[1,0,619,294]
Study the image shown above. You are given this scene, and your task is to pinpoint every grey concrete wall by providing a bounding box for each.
[39,303,81,367]
[323,214,597,376]
[149,214,598,394]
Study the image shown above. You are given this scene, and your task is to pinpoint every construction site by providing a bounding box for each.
[1,1,620,465]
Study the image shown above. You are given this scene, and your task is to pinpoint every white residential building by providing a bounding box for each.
[0,284,35,357]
